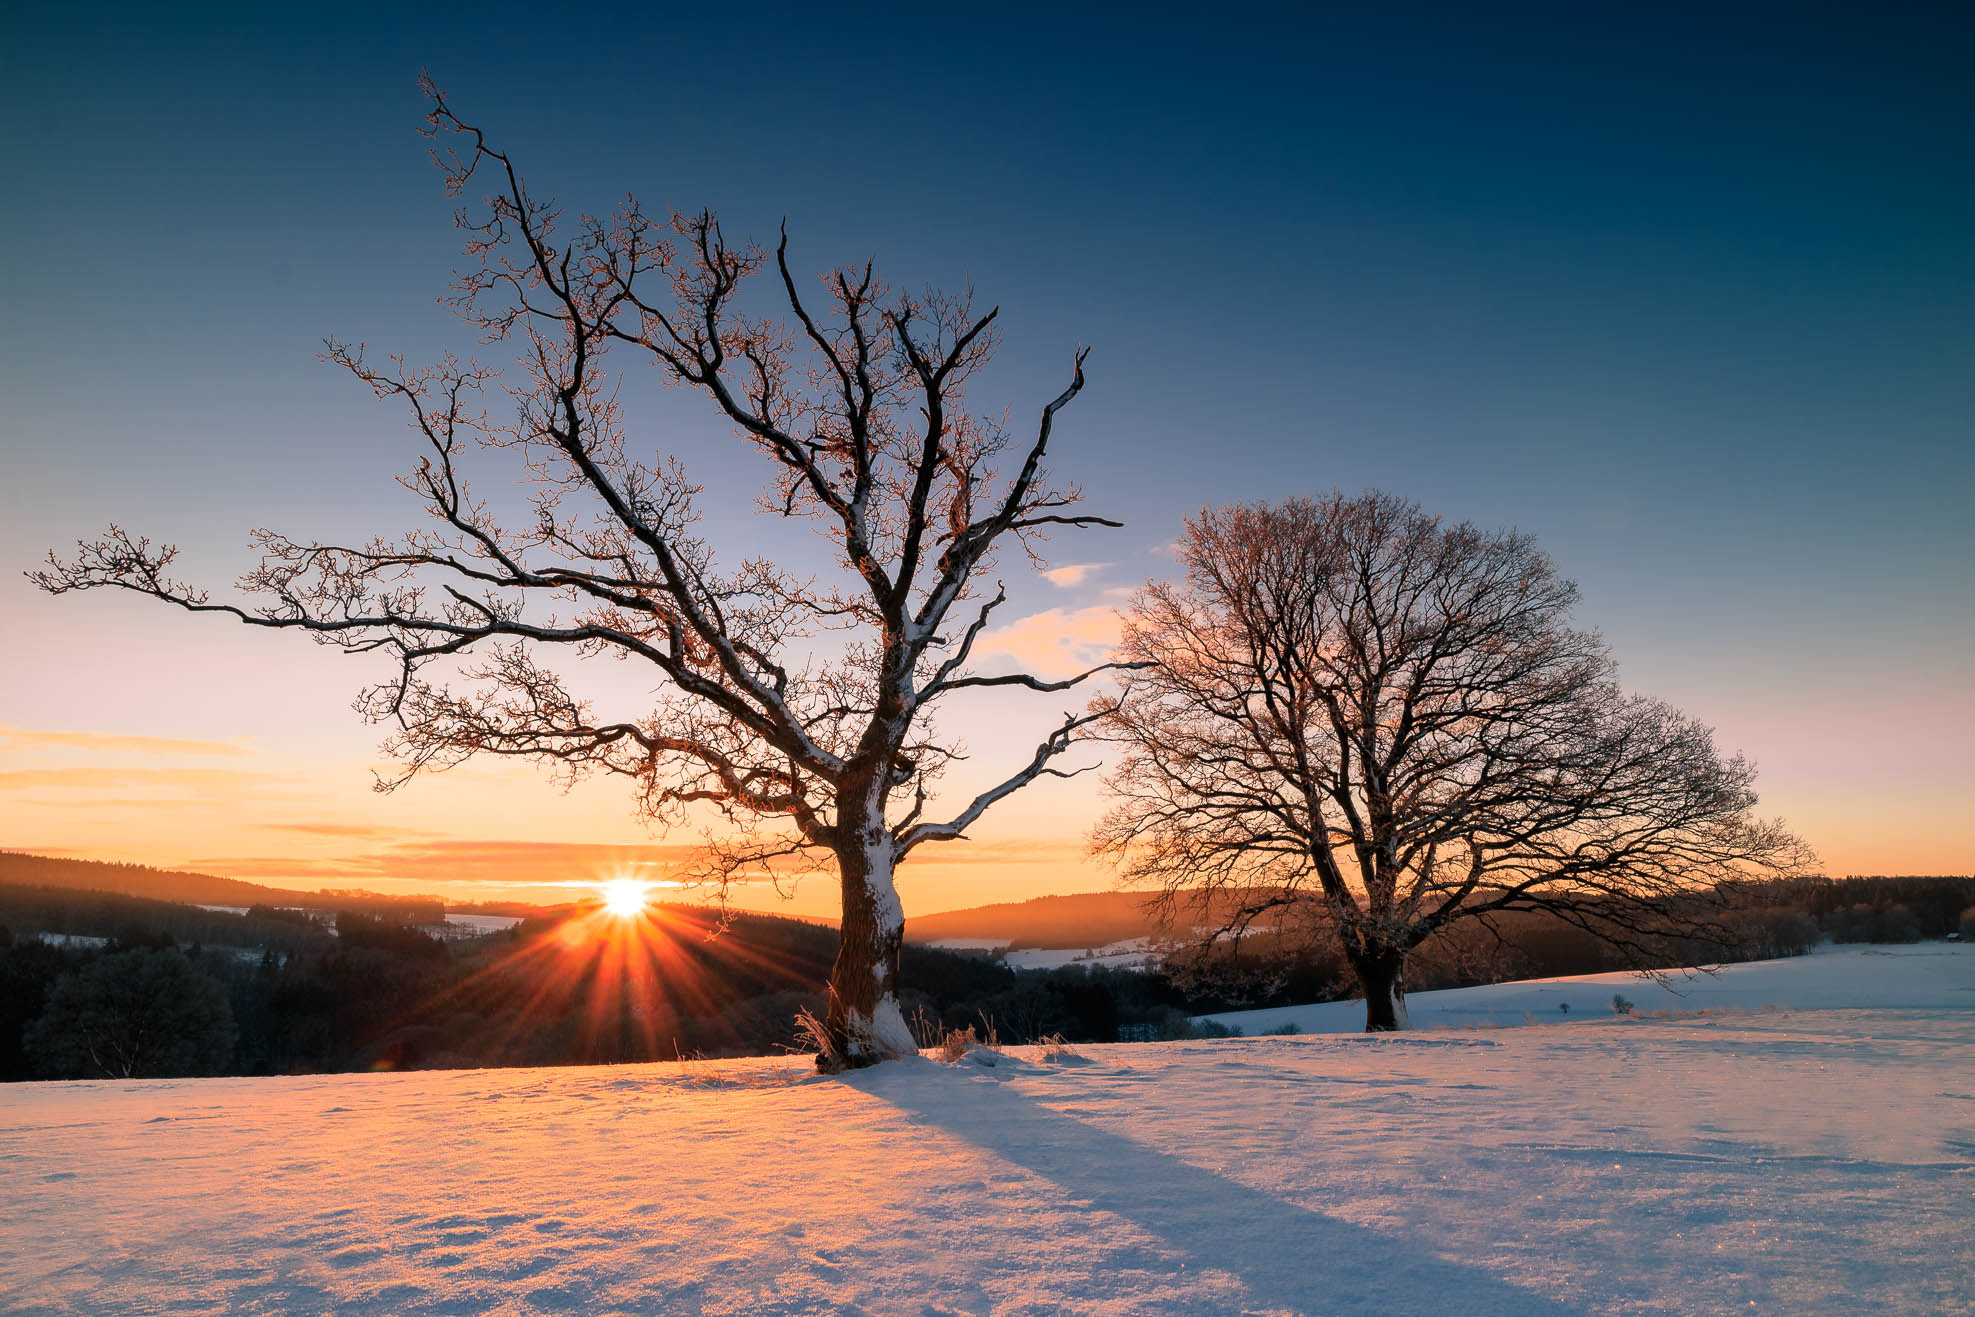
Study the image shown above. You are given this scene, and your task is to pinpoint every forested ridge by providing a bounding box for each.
[2,872,1968,1081]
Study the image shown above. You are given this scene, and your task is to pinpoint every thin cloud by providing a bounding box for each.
[256,821,422,839]
[1,727,254,757]
[385,839,703,867]
[17,797,235,811]
[1042,562,1112,589]
[973,606,1124,680]
[180,856,381,881]
[892,839,1093,868]
[188,839,794,893]
[0,767,272,791]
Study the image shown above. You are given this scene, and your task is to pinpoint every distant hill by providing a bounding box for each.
[906,891,1173,949]
[0,852,437,918]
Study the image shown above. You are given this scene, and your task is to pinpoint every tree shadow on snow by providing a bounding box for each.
[863,1064,1583,1316]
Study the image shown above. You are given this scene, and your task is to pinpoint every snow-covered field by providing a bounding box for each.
[3,946,1972,1314]
[1002,937,1163,972]
[1202,940,1975,1034]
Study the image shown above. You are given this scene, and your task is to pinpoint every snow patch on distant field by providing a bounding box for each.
[426,913,524,939]
[924,936,1163,971]
[32,933,109,950]
[3,946,1972,1314]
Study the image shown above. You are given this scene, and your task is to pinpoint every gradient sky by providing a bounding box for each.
[3,2,1970,915]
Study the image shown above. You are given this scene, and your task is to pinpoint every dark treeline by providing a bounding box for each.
[0,894,1203,1081]
[0,885,335,956]
[1734,875,1975,940]
[0,851,445,921]
[2,875,1968,1080]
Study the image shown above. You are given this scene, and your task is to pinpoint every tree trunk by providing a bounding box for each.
[1351,946,1412,1032]
[820,831,917,1070]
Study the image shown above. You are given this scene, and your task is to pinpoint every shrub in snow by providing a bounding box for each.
[1611,994,1635,1016]
[1035,1034,1081,1064]
[935,1025,982,1063]
[792,1007,834,1063]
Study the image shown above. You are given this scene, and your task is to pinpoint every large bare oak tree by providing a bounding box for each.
[1092,492,1809,1030]
[33,82,1134,1069]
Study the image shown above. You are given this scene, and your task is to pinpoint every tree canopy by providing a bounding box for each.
[1094,491,1809,1029]
[27,948,236,1079]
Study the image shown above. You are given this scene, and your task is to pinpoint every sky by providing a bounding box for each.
[2,2,1970,916]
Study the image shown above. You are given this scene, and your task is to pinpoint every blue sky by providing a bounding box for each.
[2,1,1970,903]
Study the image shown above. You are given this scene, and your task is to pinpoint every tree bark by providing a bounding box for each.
[821,829,916,1070]
[1350,946,1412,1032]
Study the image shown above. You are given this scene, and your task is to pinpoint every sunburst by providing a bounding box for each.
[600,877,650,918]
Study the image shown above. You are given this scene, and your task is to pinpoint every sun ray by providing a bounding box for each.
[391,882,824,1068]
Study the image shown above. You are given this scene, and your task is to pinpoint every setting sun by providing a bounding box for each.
[600,878,650,918]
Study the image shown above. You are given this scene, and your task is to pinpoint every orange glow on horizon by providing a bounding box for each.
[4,711,1973,914]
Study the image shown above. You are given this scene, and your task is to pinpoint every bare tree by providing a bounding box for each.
[32,81,1136,1070]
[1092,491,1809,1030]
[26,949,236,1080]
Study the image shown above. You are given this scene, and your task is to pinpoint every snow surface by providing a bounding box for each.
[4,945,1973,1314]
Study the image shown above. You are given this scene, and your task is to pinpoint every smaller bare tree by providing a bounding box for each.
[1093,491,1810,1030]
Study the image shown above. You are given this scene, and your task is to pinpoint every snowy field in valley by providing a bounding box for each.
[1001,938,1162,972]
[925,937,1164,972]
[3,946,1972,1315]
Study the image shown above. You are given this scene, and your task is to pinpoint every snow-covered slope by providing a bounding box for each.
[3,946,1972,1314]
[1201,941,1975,1035]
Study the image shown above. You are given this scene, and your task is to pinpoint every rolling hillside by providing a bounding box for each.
[905,890,1170,948]
[0,852,432,916]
